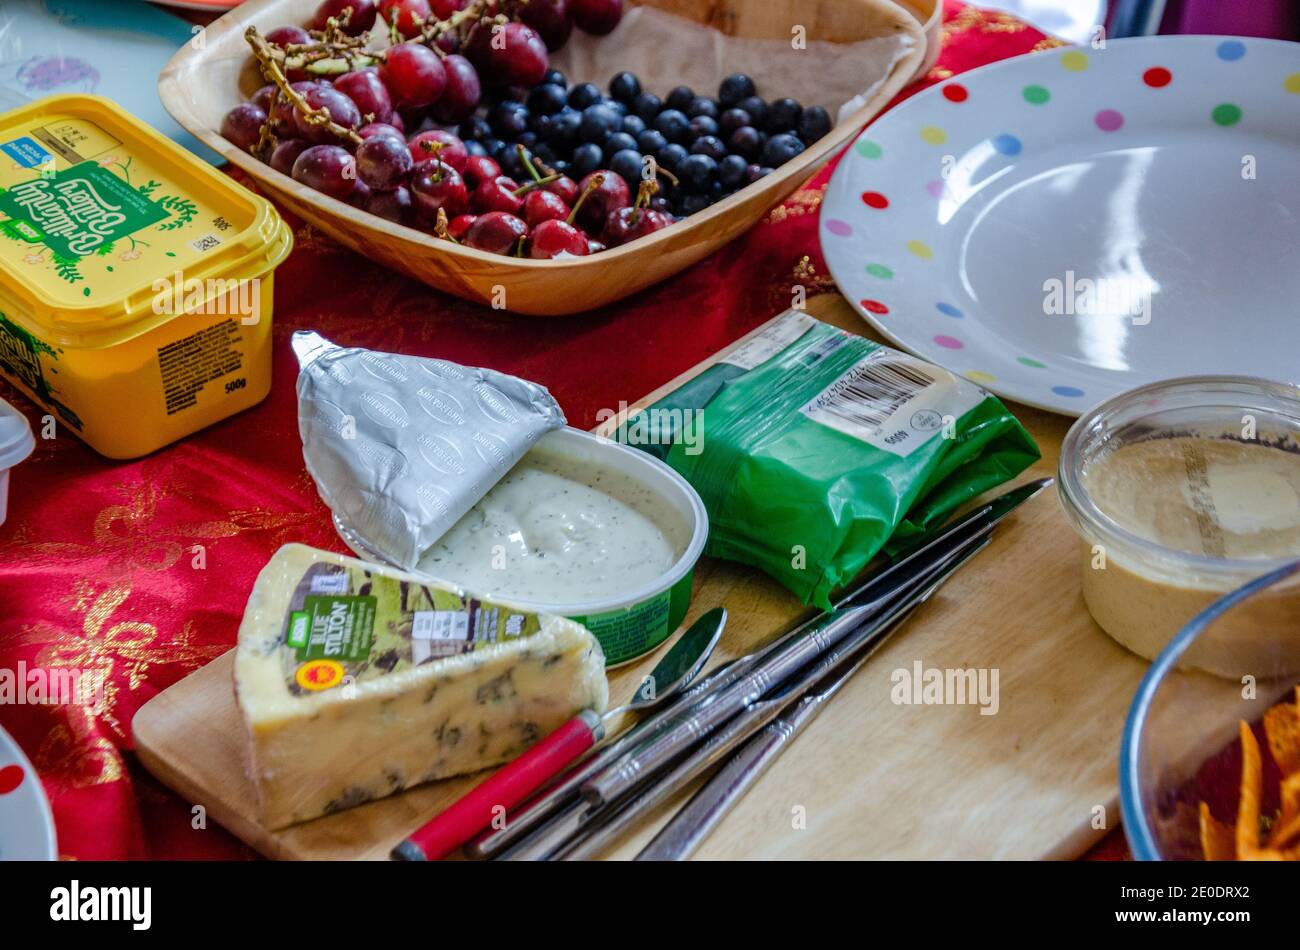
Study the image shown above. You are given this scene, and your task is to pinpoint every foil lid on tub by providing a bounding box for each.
[293,331,566,571]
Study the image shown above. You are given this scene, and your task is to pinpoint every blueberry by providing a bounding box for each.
[765,97,802,133]
[679,193,711,215]
[481,136,504,157]
[728,125,761,159]
[464,140,488,158]
[527,83,568,116]
[571,142,603,177]
[543,69,567,88]
[580,104,622,144]
[517,130,538,149]
[718,74,756,107]
[737,96,766,126]
[603,131,637,158]
[489,101,529,138]
[690,135,726,161]
[609,71,641,103]
[609,148,644,183]
[745,163,767,183]
[678,153,717,193]
[655,142,688,171]
[546,109,581,150]
[621,114,646,137]
[687,97,719,120]
[649,195,672,214]
[799,106,832,143]
[666,86,694,112]
[689,115,718,139]
[458,116,491,141]
[636,129,667,155]
[603,98,629,117]
[528,112,553,136]
[567,82,602,109]
[653,108,691,143]
[718,108,751,137]
[761,133,804,166]
[632,92,662,121]
[533,143,556,165]
[718,153,748,189]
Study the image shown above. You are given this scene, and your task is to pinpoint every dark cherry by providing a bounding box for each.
[410,160,469,217]
[408,129,468,170]
[574,169,630,229]
[527,219,588,258]
[523,189,570,226]
[448,213,478,240]
[464,212,529,254]
[462,154,502,188]
[472,174,524,215]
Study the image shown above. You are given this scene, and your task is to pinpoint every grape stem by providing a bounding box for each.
[245,26,364,146]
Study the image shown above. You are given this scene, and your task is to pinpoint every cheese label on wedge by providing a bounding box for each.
[276,559,544,693]
[235,544,608,829]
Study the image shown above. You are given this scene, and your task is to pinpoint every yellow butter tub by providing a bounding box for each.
[0,94,292,459]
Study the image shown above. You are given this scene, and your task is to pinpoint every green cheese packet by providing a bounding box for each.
[615,311,1040,609]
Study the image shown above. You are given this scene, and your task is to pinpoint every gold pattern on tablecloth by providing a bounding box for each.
[766,184,825,224]
[35,706,124,789]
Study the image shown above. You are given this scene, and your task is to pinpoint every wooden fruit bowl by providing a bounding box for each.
[159,0,933,315]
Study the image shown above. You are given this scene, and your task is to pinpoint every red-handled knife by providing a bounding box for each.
[392,607,727,861]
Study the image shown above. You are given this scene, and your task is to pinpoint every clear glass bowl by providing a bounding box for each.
[1120,559,1300,860]
[1059,376,1300,672]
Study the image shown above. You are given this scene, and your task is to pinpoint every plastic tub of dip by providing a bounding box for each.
[1059,376,1300,677]
[0,395,34,528]
[0,94,292,459]
[345,427,708,667]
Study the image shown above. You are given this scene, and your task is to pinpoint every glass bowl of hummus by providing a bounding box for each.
[1059,376,1300,677]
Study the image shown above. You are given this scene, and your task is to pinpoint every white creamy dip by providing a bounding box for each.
[417,447,689,605]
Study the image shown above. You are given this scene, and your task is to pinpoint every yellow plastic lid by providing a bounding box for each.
[0,94,292,349]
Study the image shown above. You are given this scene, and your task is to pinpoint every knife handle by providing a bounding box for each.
[393,710,602,861]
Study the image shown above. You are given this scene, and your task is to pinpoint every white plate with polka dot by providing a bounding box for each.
[820,36,1300,416]
[0,724,56,861]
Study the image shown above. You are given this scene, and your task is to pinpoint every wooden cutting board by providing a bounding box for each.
[134,294,1150,859]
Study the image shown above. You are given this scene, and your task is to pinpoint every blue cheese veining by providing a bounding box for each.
[417,446,690,605]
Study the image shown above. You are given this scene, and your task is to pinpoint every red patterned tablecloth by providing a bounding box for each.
[0,2,1088,860]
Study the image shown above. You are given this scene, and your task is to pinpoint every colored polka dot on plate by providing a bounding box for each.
[942,83,969,103]
[935,302,963,318]
[906,240,933,260]
[925,179,946,199]
[1061,51,1088,72]
[1143,66,1172,87]
[860,299,889,315]
[934,335,963,349]
[967,371,997,385]
[1016,356,1046,369]
[1051,385,1085,398]
[1094,109,1124,132]
[920,125,947,145]
[865,263,893,279]
[992,133,1022,155]
[0,764,23,795]
[861,191,889,209]
[825,218,853,237]
[1212,103,1242,126]
[1023,84,1050,105]
[1216,40,1246,61]
[1286,73,1300,94]
[856,139,883,159]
